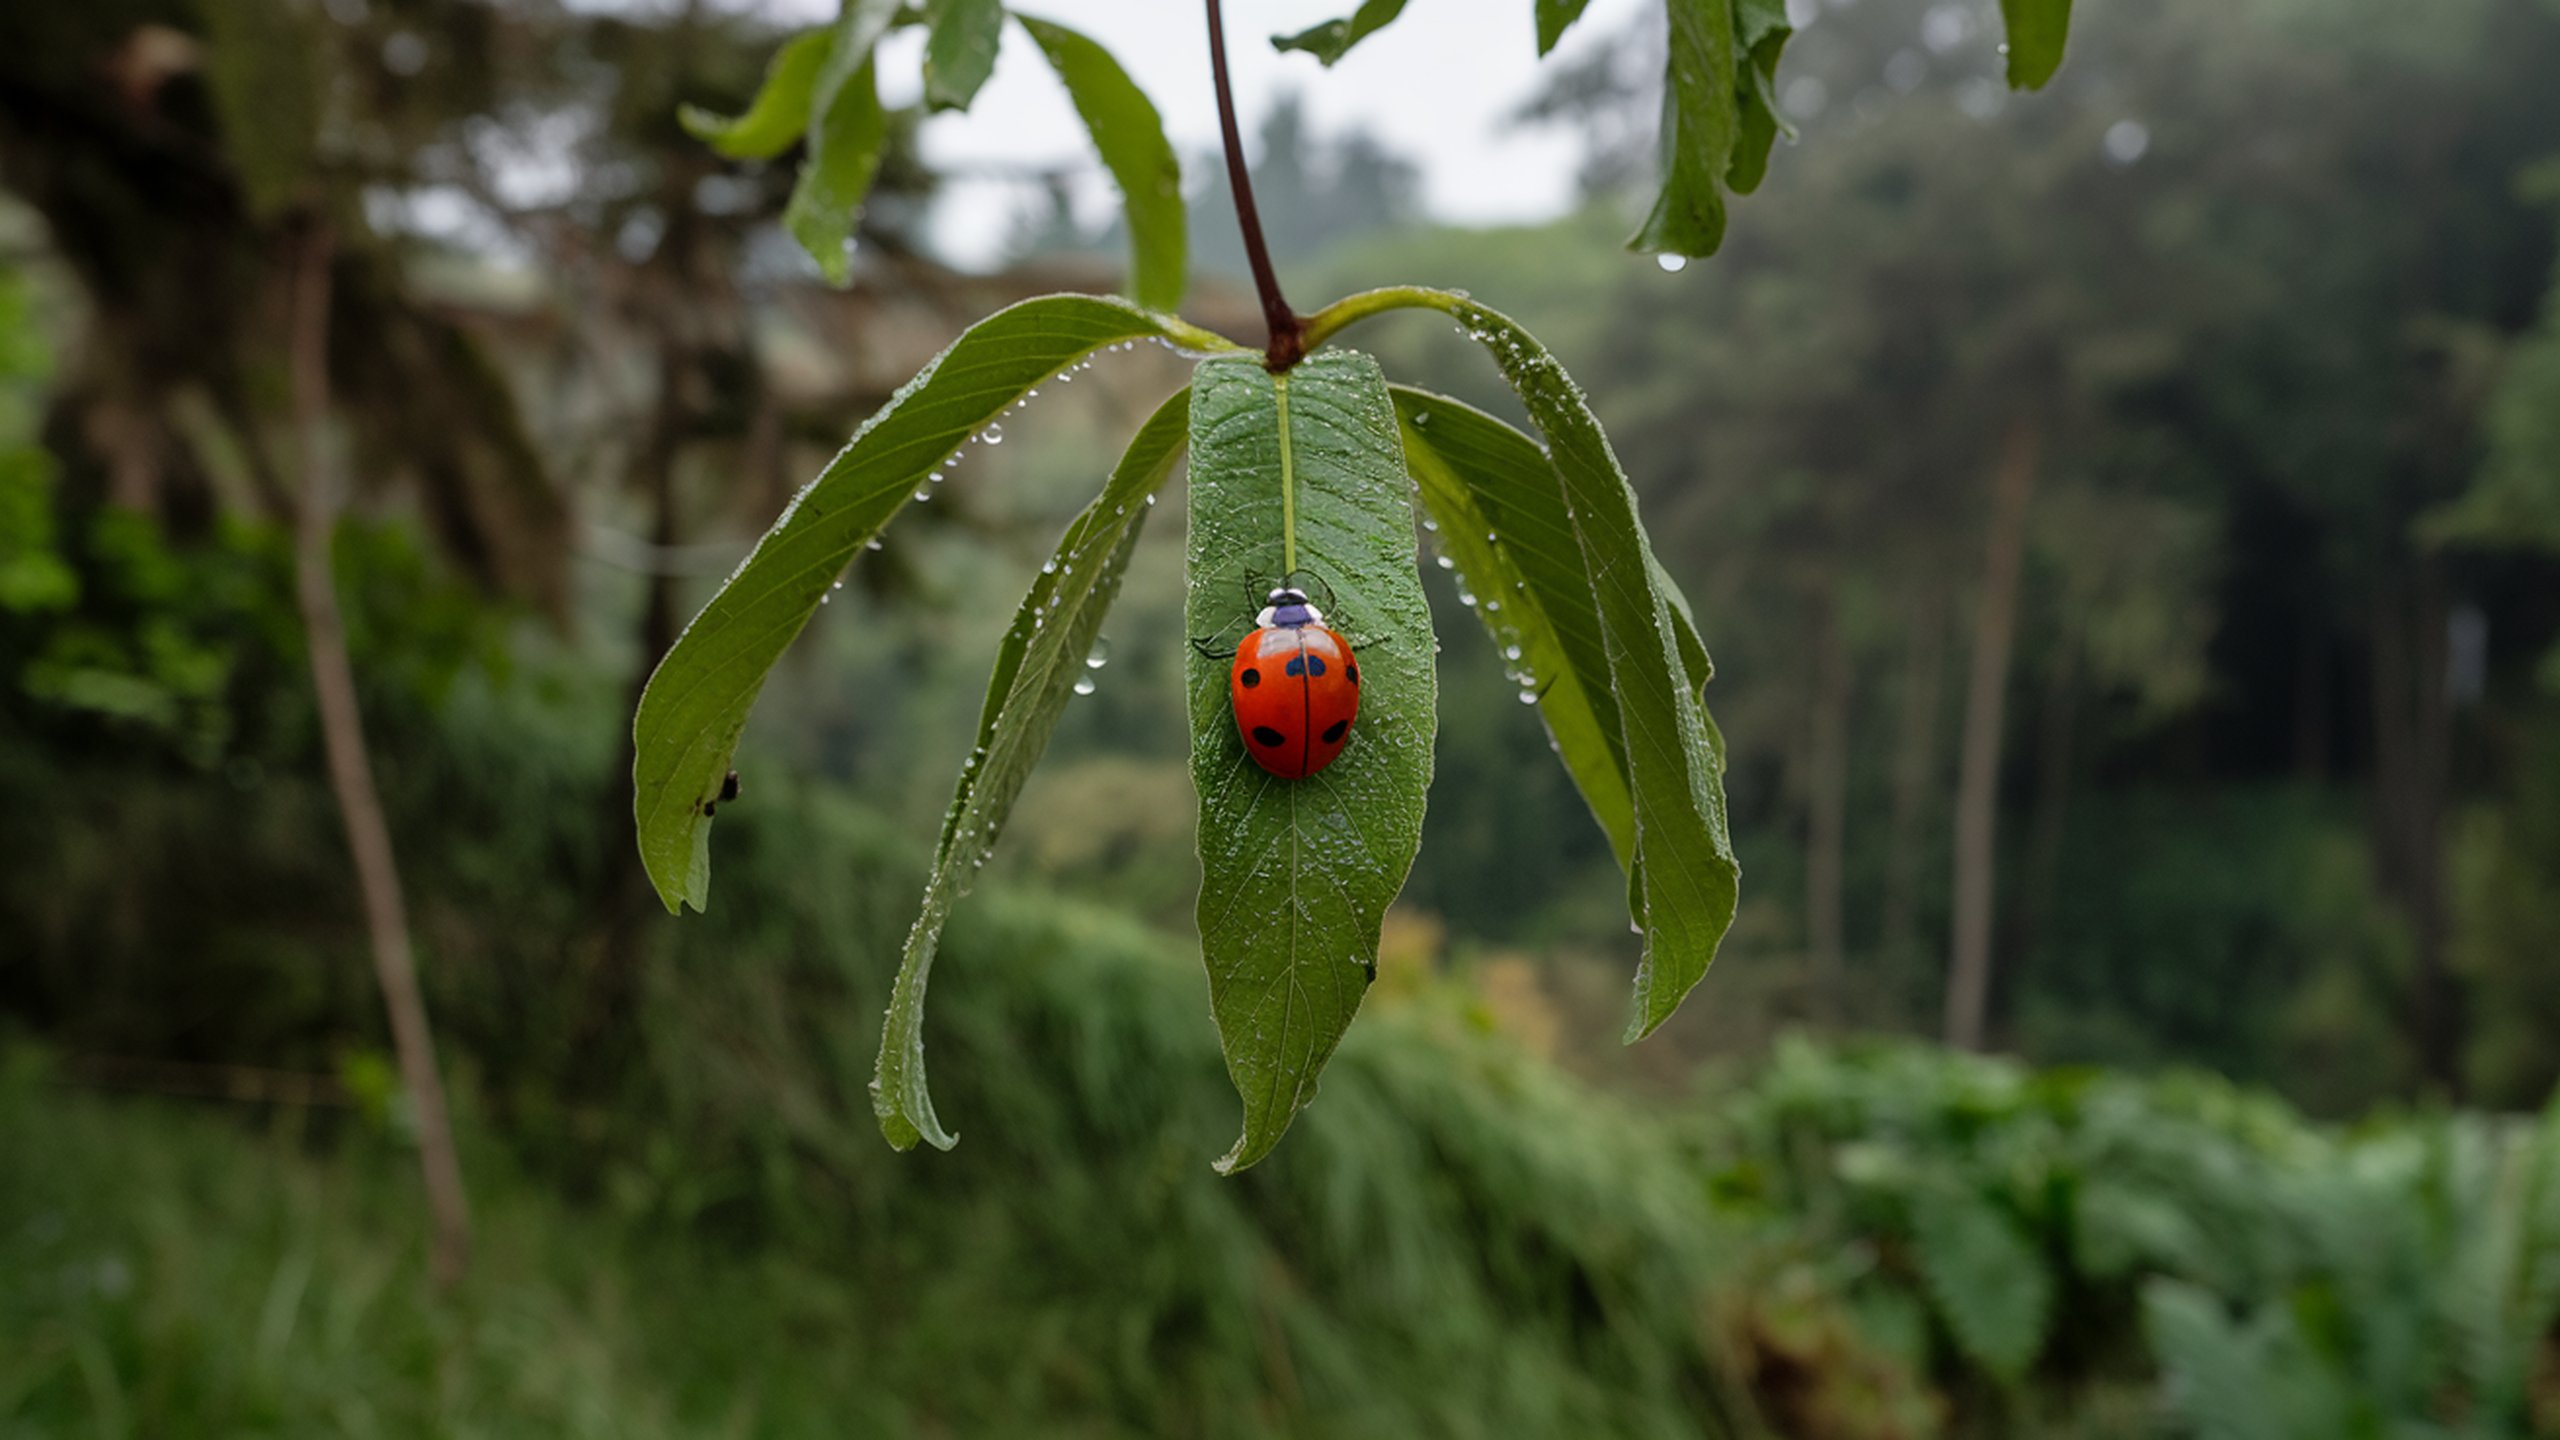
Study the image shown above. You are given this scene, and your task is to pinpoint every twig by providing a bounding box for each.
[1205,0,1304,370]
[288,218,473,1293]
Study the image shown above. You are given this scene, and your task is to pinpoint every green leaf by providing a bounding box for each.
[1535,0,1595,56]
[1436,295,1737,1040]
[680,27,834,159]
[1911,1187,2054,1381]
[1728,0,1796,194]
[1017,16,1188,312]
[632,294,1239,916]
[872,390,1189,1153]
[784,57,887,286]
[785,0,906,284]
[1998,0,2073,91]
[1270,0,1411,67]
[922,0,1005,112]
[1631,0,1742,258]
[1184,352,1433,1173]
[1390,386,1634,870]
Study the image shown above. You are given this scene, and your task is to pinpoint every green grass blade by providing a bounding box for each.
[679,27,833,160]
[1437,296,1737,1040]
[1016,15,1187,312]
[632,295,1239,917]
[1631,0,1742,259]
[871,390,1190,1153]
[1270,0,1410,66]
[1185,353,1433,1173]
[1389,384,1634,870]
[921,0,1004,112]
[1999,0,2073,90]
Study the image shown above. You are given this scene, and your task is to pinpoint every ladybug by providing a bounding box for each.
[1230,586,1361,779]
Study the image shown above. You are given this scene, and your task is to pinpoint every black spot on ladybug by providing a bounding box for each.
[1240,667,1261,688]
[1321,720,1348,744]
[1346,662,1359,685]
[1251,726,1287,748]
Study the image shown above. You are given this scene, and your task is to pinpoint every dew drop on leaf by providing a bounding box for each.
[1086,636,1111,670]
[1072,675,1097,696]
[1657,253,1689,273]
[983,423,1006,445]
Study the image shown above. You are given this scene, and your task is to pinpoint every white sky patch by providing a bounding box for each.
[723,0,1652,268]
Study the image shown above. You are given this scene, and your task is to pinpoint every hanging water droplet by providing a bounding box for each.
[1504,643,1523,661]
[1657,253,1690,273]
[1085,636,1111,670]
[866,538,883,551]
[1071,674,1097,696]
[1027,388,1041,399]
[1041,559,1058,575]
[1436,555,1456,570]
[1517,689,1538,705]
[1421,517,1439,532]
[982,423,1005,445]
[1145,493,1158,507]
[831,580,844,591]
[914,488,932,501]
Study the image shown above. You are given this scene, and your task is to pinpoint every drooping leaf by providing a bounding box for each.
[872,390,1190,1152]
[1911,1187,2054,1381]
[1535,0,1595,56]
[1390,385,1633,870]
[1631,0,1741,258]
[922,0,1005,112]
[632,295,1239,916]
[784,57,887,286]
[1728,0,1796,194]
[1185,352,1433,1174]
[1434,294,1736,1039]
[1270,0,1411,67]
[785,0,906,284]
[1998,0,2073,91]
[680,27,834,159]
[1017,16,1187,312]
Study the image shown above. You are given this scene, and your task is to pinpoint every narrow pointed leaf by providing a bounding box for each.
[679,27,833,159]
[1185,352,1433,1173]
[1536,0,1594,56]
[921,0,1005,112]
[1998,0,2073,91]
[784,56,887,285]
[1436,294,1736,1039]
[872,390,1189,1152]
[1390,385,1633,870]
[1270,0,1410,67]
[1631,0,1741,258]
[633,294,1239,916]
[1017,16,1187,311]
[1728,0,1796,194]
[785,0,905,284]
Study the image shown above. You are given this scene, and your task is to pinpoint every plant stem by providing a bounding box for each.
[289,219,474,1292]
[1275,372,1298,574]
[1205,0,1303,370]
[1299,285,1463,350]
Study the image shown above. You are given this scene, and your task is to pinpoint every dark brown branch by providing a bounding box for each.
[288,219,474,1292]
[1205,0,1304,370]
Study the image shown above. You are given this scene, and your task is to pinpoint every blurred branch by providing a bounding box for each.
[288,217,473,1294]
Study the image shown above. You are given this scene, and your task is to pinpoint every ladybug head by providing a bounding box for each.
[1259,586,1322,629]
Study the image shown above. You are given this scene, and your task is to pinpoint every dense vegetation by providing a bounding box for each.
[5,0,2560,1432]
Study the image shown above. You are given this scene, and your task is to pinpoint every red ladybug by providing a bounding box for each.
[1230,586,1361,779]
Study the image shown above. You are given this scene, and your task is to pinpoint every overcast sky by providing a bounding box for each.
[740,0,1656,265]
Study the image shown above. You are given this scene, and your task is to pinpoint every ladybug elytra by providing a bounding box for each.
[1230,586,1361,779]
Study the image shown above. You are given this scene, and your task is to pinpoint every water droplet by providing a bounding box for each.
[1041,559,1058,575]
[1457,589,1478,608]
[1517,690,1538,705]
[1144,493,1158,507]
[866,539,883,551]
[1411,410,1432,429]
[1027,388,1041,399]
[1085,636,1111,670]
[1504,644,1523,661]
[1071,675,1097,696]
[1436,555,1455,570]
[983,423,1005,445]
[831,580,844,591]
[1657,254,1689,274]
[1421,517,1439,533]
[914,488,932,501]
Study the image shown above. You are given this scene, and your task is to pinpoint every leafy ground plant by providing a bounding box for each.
[633,0,2078,1167]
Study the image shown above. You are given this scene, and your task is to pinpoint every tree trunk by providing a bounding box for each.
[1805,594,1853,1014]
[2010,638,2080,1013]
[289,222,471,1291]
[2369,564,2461,1093]
[1944,420,2041,1052]
[1882,593,1947,969]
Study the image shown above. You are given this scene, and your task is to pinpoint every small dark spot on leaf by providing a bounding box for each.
[1251,726,1287,748]
[719,770,742,803]
[1321,720,1348,744]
